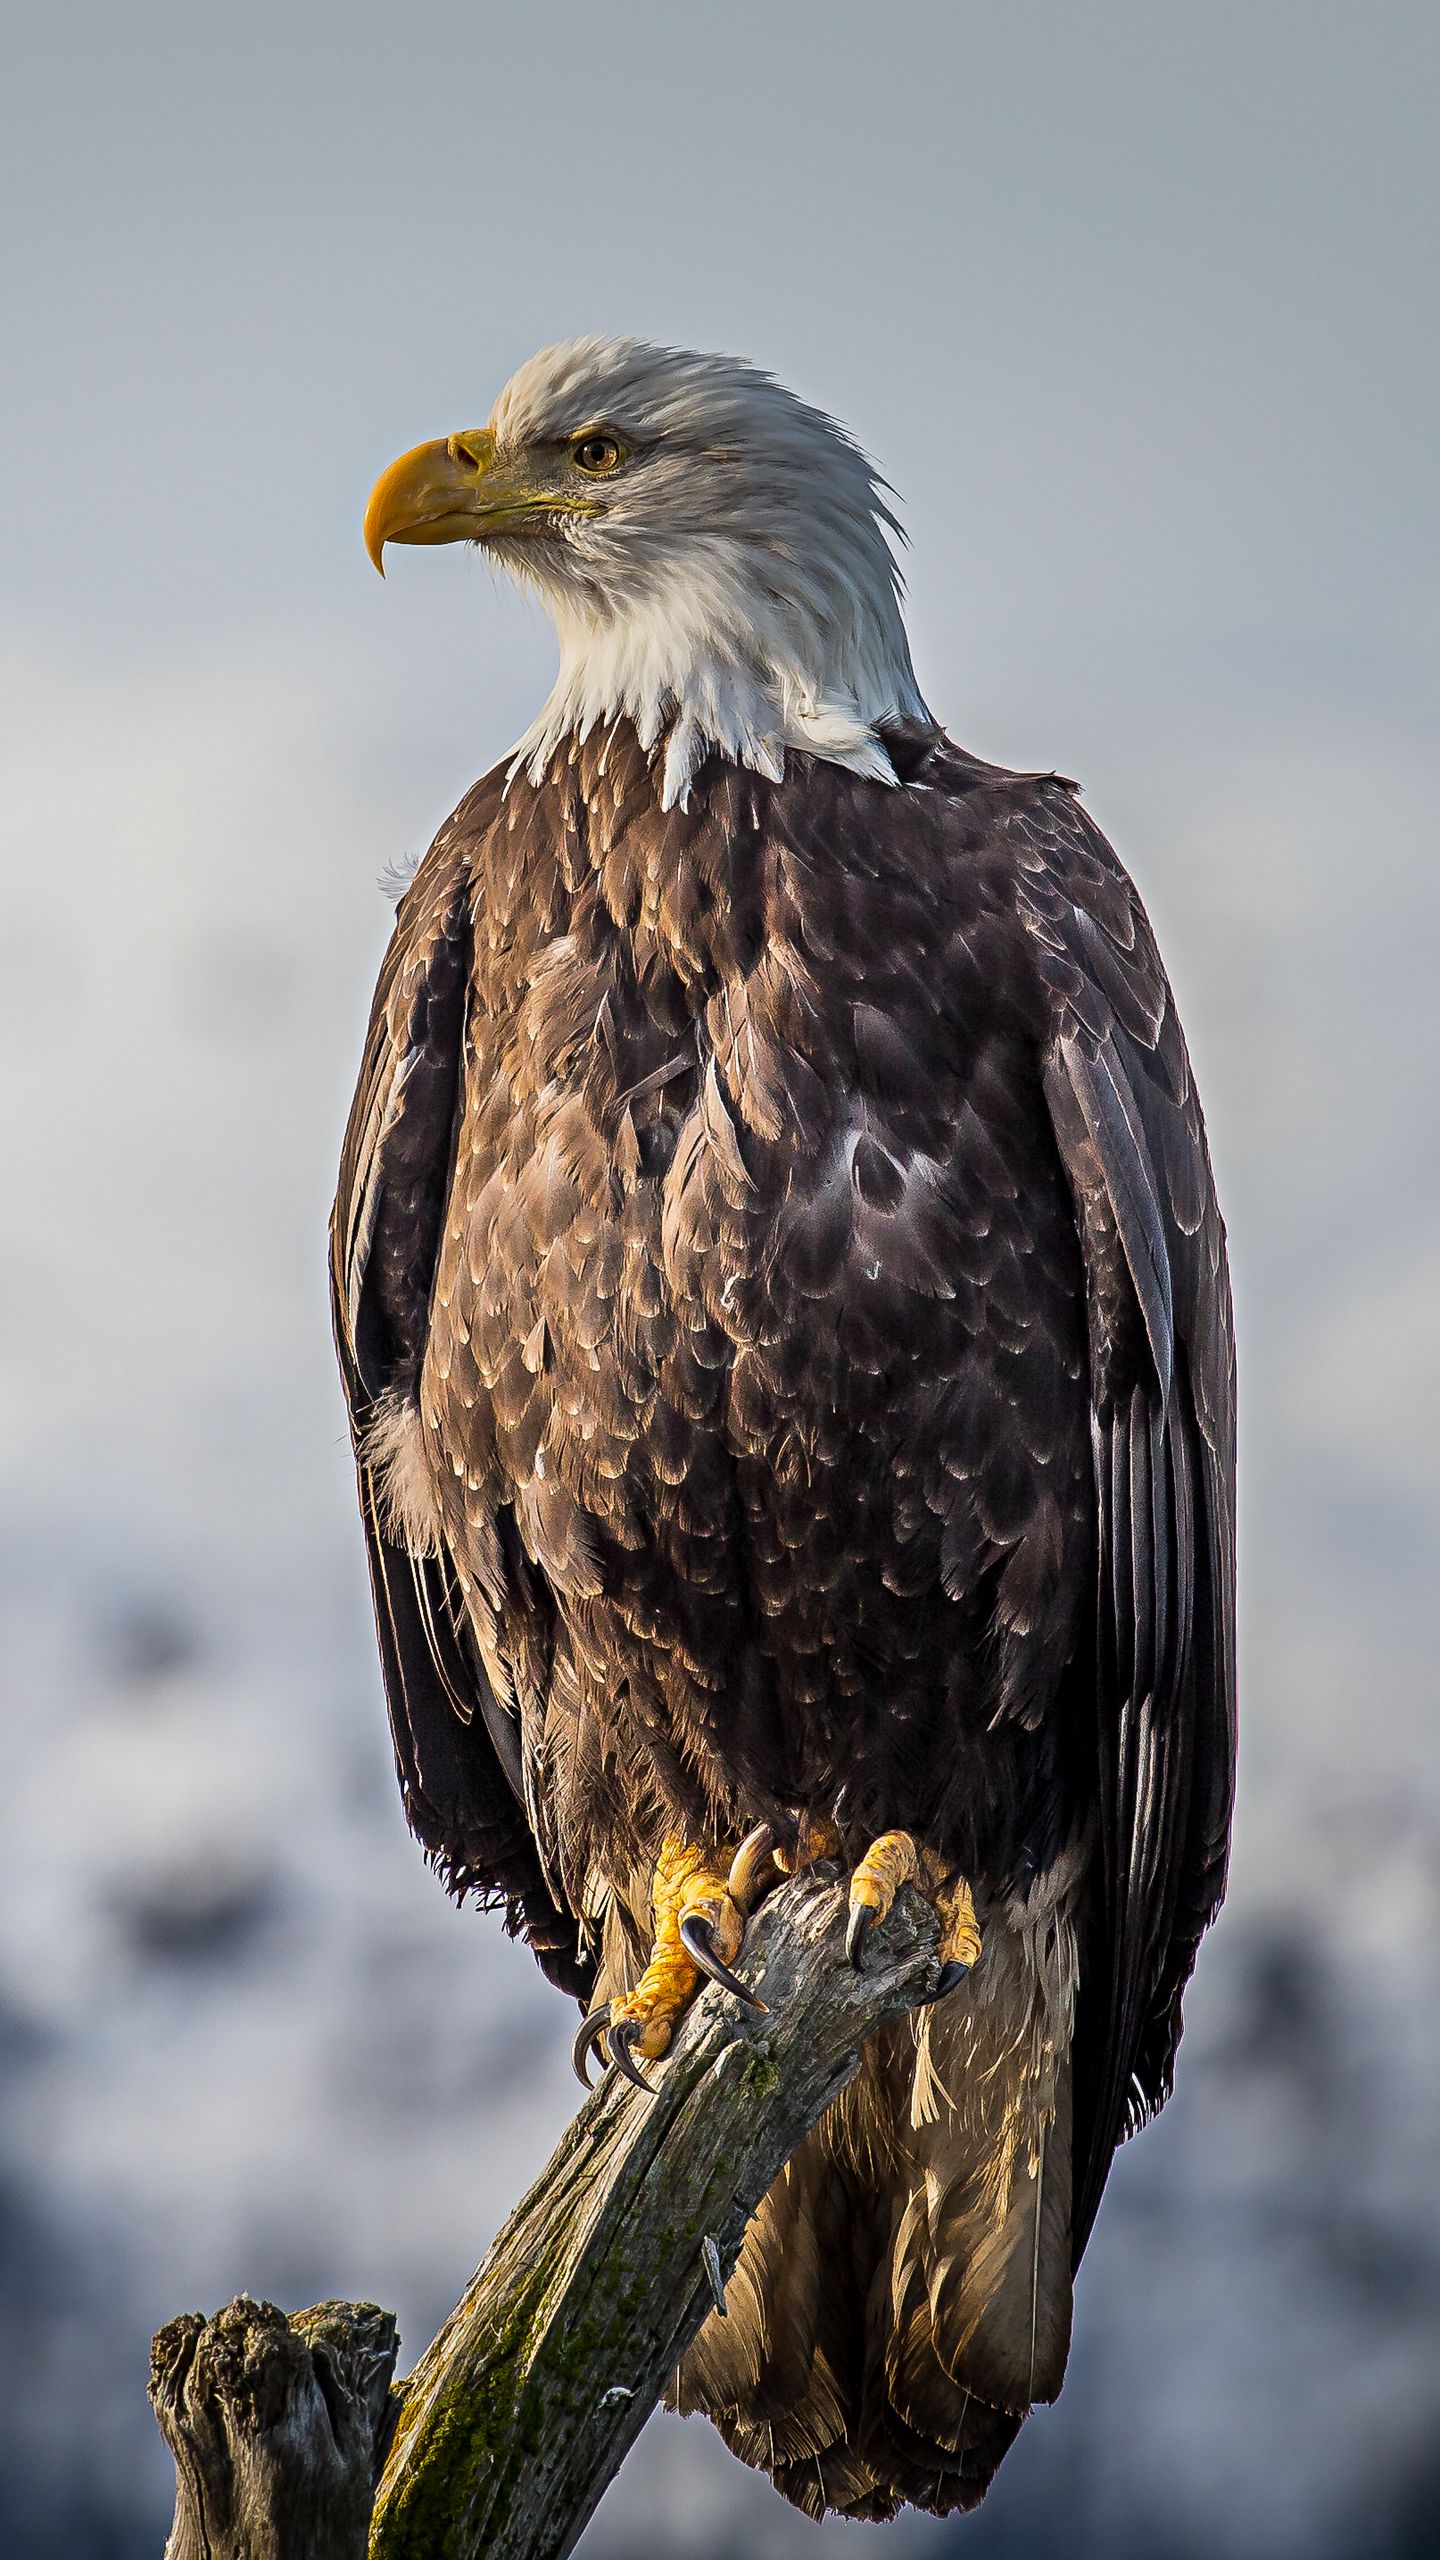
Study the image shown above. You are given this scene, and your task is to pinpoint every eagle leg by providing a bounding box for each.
[846,1830,983,1991]
[607,1835,769,2088]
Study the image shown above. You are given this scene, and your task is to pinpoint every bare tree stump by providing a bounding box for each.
[151,1872,940,2560]
[149,2295,400,2560]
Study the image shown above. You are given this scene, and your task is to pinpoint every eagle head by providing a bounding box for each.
[363,337,929,806]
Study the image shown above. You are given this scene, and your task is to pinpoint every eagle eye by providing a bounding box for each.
[571,431,626,477]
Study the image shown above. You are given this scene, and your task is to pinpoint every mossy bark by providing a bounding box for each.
[371,1874,938,2559]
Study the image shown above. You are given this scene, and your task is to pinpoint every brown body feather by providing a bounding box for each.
[331,721,1236,2517]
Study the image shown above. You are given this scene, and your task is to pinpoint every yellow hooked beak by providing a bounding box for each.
[363,430,597,574]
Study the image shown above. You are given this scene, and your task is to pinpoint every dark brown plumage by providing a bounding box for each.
[332,718,1235,2519]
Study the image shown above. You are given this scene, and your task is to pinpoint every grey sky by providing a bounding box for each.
[5,1,1436,725]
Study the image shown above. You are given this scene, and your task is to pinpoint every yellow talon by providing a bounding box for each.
[936,1874,983,1973]
[609,1836,754,2074]
[845,1829,982,1983]
[848,1828,923,1921]
[772,1811,843,1875]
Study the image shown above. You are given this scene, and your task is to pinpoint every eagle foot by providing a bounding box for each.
[573,1819,976,2093]
[845,1831,983,1990]
[586,1834,775,2094]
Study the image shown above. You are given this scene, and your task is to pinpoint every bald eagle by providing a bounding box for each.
[336,339,1235,2521]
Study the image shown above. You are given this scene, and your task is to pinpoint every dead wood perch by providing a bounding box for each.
[150,1873,941,2560]
[149,2296,401,2560]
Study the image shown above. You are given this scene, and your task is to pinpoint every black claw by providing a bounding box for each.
[679,1912,767,2010]
[572,2003,611,2088]
[608,2016,656,2093]
[727,1821,781,1911]
[915,1960,972,2007]
[846,1901,878,1969]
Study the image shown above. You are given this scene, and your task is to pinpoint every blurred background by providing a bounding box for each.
[3,3,1438,2552]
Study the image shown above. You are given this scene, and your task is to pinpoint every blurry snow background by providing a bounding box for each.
[3,5,1439,2554]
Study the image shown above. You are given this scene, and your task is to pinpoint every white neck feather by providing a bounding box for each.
[489,341,932,808]
[510,555,927,809]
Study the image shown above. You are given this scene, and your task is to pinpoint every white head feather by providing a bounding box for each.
[482,337,931,809]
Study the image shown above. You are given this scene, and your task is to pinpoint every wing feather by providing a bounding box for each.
[330,828,588,1995]
[1009,781,1236,2255]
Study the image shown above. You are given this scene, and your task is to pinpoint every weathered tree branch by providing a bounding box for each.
[151,1874,940,2560]
[150,2295,400,2560]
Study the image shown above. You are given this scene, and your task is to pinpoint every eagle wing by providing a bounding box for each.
[1006,774,1237,2254]
[330,821,589,1995]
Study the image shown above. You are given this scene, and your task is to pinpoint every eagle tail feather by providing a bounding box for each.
[672,1918,1074,2520]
